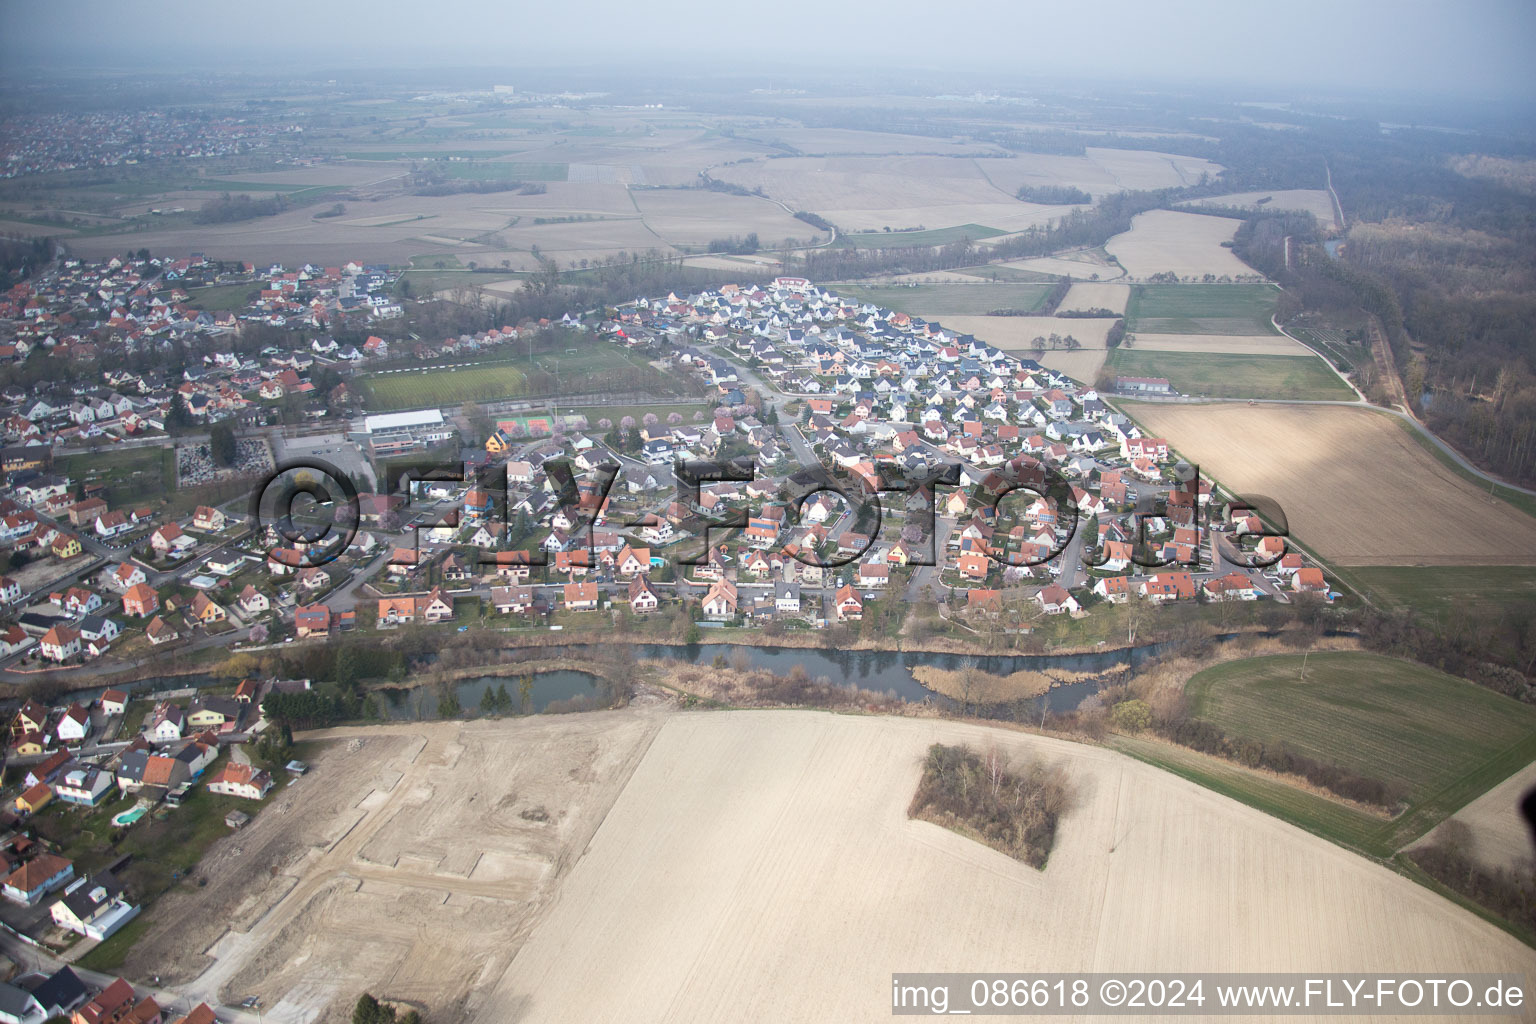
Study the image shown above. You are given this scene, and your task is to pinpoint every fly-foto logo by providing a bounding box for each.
[249,456,1290,573]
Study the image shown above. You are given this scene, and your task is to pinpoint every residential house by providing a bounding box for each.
[14,783,52,815]
[53,768,114,807]
[50,873,139,941]
[190,593,226,625]
[2,854,73,905]
[489,585,534,614]
[39,626,81,663]
[294,604,331,638]
[701,580,738,621]
[191,506,226,532]
[121,584,159,618]
[834,584,863,621]
[145,616,178,645]
[563,582,599,611]
[109,563,146,591]
[205,762,273,801]
[149,523,193,557]
[627,576,661,613]
[148,704,184,744]
[237,585,269,616]
[55,704,91,745]
[1035,584,1080,615]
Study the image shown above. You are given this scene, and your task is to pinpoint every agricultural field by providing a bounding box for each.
[1418,762,1536,871]
[474,710,1531,1023]
[837,224,1007,249]
[1125,282,1279,334]
[1055,281,1129,314]
[973,148,1224,199]
[1035,349,1109,383]
[1107,349,1353,400]
[1186,652,1536,813]
[630,188,826,248]
[998,251,1125,279]
[710,155,1065,233]
[1121,403,1536,565]
[1286,324,1371,372]
[1105,210,1256,280]
[923,315,1119,353]
[833,281,1053,316]
[1127,333,1309,355]
[1179,189,1339,227]
[363,364,529,410]
[1335,566,1536,617]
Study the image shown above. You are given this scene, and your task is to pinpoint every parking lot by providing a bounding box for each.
[271,433,375,490]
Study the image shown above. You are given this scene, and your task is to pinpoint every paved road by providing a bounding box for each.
[0,936,263,1024]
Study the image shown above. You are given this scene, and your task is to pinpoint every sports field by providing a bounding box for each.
[1107,349,1353,400]
[1126,282,1279,334]
[364,364,529,410]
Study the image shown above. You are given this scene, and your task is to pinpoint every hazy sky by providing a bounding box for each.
[3,0,1535,101]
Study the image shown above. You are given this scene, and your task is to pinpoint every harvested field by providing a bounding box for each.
[630,189,825,247]
[128,715,663,1024]
[839,223,1008,248]
[919,315,1120,352]
[1181,189,1338,226]
[1418,761,1536,872]
[1121,403,1536,565]
[1127,332,1308,355]
[833,283,1054,317]
[1107,350,1353,400]
[1106,210,1256,280]
[974,148,1224,198]
[1056,282,1129,314]
[62,183,651,266]
[1083,147,1224,190]
[474,710,1535,1024]
[1001,252,1124,279]
[1036,349,1107,383]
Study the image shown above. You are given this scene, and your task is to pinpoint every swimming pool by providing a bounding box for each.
[111,806,147,827]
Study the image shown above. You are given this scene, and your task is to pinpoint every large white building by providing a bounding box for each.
[364,409,454,455]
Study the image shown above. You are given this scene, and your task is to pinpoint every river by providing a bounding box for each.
[43,639,1181,722]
